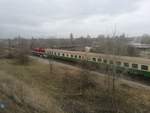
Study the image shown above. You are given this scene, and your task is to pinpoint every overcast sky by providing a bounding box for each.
[0,0,150,38]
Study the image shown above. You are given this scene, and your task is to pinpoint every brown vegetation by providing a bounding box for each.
[0,59,150,113]
[59,69,150,113]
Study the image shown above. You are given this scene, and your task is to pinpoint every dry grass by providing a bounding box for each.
[0,59,63,113]
[0,58,150,113]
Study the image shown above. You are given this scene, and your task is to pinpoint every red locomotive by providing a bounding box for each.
[32,48,46,57]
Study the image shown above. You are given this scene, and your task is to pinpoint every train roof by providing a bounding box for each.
[46,49,150,65]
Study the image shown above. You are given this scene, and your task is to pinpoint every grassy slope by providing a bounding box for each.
[0,59,150,113]
[0,59,63,113]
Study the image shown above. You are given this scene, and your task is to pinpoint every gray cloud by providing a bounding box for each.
[0,0,149,38]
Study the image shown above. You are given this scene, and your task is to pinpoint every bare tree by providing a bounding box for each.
[49,58,53,74]
[70,33,74,45]
[15,36,30,65]
[30,37,35,49]
[6,39,14,58]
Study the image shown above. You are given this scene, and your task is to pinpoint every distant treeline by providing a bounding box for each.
[0,34,149,57]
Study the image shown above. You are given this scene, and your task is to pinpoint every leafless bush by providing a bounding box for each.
[61,100,89,113]
[61,70,96,95]
[59,68,143,113]
[60,70,97,113]
[15,50,30,65]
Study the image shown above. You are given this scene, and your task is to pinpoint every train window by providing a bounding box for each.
[103,59,107,63]
[124,63,129,67]
[54,52,56,55]
[71,55,73,58]
[116,61,121,66]
[132,64,138,69]
[141,65,148,71]
[66,54,69,57]
[79,56,81,59]
[109,60,114,64]
[62,53,65,56]
[98,58,102,62]
[92,58,96,62]
[75,55,77,58]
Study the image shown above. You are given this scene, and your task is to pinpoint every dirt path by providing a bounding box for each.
[30,56,150,90]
